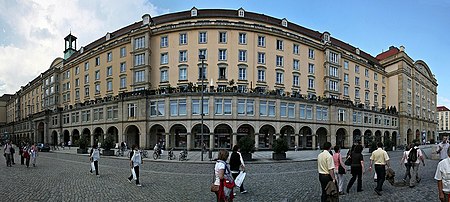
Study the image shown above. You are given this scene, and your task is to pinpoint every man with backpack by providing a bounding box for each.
[408,141,425,188]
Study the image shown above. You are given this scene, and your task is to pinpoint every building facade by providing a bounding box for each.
[0,8,437,150]
[438,106,450,140]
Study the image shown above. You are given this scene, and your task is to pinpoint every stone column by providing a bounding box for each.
[361,135,364,146]
[312,134,317,150]
[295,134,299,147]
[209,133,214,150]
[254,133,259,150]
[232,133,238,148]
[186,133,192,150]
[90,134,94,147]
[165,133,170,148]
[275,133,280,140]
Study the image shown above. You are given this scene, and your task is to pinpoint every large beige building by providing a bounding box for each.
[0,8,437,150]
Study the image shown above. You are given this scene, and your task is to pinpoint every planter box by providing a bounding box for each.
[102,149,115,156]
[272,152,286,160]
[77,148,88,154]
[241,153,252,161]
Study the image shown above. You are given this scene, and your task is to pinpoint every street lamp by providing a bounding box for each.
[199,54,206,161]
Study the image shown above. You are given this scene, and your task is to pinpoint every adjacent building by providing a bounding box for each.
[0,8,438,150]
[438,106,450,140]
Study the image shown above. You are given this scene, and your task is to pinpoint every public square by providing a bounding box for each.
[0,146,440,201]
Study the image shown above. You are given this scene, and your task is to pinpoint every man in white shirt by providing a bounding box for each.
[438,136,449,161]
[317,142,336,202]
[409,142,425,188]
[435,146,450,202]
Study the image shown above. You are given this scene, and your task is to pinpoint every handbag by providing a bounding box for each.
[210,184,219,192]
[344,156,352,166]
[338,165,346,174]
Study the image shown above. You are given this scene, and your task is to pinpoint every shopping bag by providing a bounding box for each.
[131,167,137,180]
[234,171,246,188]
[91,162,95,171]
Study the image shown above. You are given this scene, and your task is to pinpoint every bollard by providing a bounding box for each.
[208,149,213,160]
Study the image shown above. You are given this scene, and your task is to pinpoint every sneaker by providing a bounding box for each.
[96,175,100,178]
[127,179,132,183]
[240,190,248,194]
[374,189,382,196]
[137,184,142,187]
[417,178,421,183]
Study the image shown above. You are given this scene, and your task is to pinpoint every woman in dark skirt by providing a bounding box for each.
[346,145,365,193]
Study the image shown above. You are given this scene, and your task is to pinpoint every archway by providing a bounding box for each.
[364,130,373,148]
[384,131,390,145]
[407,129,413,144]
[93,127,104,146]
[415,129,420,141]
[149,124,166,149]
[375,130,382,143]
[82,128,91,146]
[106,126,119,147]
[391,131,398,147]
[124,125,140,148]
[170,124,187,148]
[317,127,328,149]
[214,124,232,149]
[51,131,58,147]
[299,126,313,149]
[72,129,80,145]
[37,122,45,143]
[192,124,210,149]
[336,128,347,148]
[237,124,255,143]
[259,125,276,149]
[63,130,70,146]
[280,125,295,148]
[353,129,362,144]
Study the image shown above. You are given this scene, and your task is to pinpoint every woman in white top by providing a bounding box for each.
[89,144,100,176]
[214,149,233,202]
[128,145,142,187]
[400,144,412,182]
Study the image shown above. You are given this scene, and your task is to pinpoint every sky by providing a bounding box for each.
[0,0,449,106]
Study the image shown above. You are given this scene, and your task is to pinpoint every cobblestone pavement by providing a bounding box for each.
[0,148,439,202]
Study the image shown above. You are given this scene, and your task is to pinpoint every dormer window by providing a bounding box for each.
[282,18,288,27]
[191,7,198,17]
[322,31,330,43]
[238,8,245,17]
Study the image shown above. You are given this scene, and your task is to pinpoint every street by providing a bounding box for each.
[0,150,439,201]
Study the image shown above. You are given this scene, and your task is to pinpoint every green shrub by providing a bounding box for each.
[102,135,115,150]
[76,135,88,149]
[238,136,255,153]
[273,138,289,154]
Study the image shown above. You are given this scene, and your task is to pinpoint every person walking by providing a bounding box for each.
[30,144,38,167]
[333,146,347,195]
[127,145,142,187]
[369,142,391,196]
[409,141,425,188]
[19,143,25,165]
[317,142,336,202]
[89,144,100,177]
[437,136,449,161]
[213,149,234,202]
[23,145,31,168]
[229,145,247,195]
[435,146,450,202]
[346,144,364,193]
[3,140,12,167]
[400,144,413,183]
[10,143,15,165]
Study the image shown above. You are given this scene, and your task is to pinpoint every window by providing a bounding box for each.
[299,104,306,119]
[374,83,378,92]
[128,103,137,118]
[82,110,91,122]
[365,80,369,89]
[179,67,187,80]
[306,105,313,119]
[308,78,314,89]
[179,33,187,45]
[355,89,360,98]
[170,99,187,116]
[258,36,265,47]
[316,106,328,120]
[150,100,165,116]
[293,59,299,70]
[75,66,80,75]
[199,49,207,60]
[107,106,118,119]
[258,69,265,82]
[199,32,207,43]
[95,57,100,66]
[161,53,168,64]
[329,66,338,77]
[374,73,378,81]
[93,108,104,121]
[276,72,283,84]
[382,86,386,94]
[308,63,315,74]
[259,100,275,116]
[192,99,208,115]
[84,87,90,97]
[160,36,168,47]
[276,40,283,50]
[95,70,100,80]
[355,65,359,73]
[268,101,276,116]
[344,86,349,96]
[338,109,346,122]
[198,65,206,80]
[95,84,100,94]
[238,67,247,80]
[308,49,315,59]
[107,66,112,76]
[237,99,254,116]
[75,78,80,87]
[219,32,227,43]
[276,55,283,67]
[258,52,265,64]
[134,70,145,83]
[355,77,360,86]
[238,50,247,62]
[344,61,349,70]
[329,80,338,91]
[134,53,144,66]
[160,69,168,82]
[365,91,369,101]
[135,37,145,49]
[280,102,287,117]
[239,33,246,44]
[215,98,232,115]
[120,47,126,57]
[179,50,187,62]
[107,52,112,62]
[365,68,369,77]
[84,75,89,84]
[344,73,349,83]
[84,62,89,71]
[218,66,227,80]
[329,52,339,64]
[120,62,126,73]
[120,77,126,88]
[218,49,227,61]
[293,44,299,54]
[293,75,299,86]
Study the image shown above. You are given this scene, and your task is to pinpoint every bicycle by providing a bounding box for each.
[168,148,176,160]
[179,149,188,161]
[116,149,128,157]
[140,150,148,158]
[153,149,161,160]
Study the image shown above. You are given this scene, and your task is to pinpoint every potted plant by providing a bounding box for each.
[238,136,255,161]
[76,135,89,154]
[272,138,289,160]
[383,138,392,151]
[102,135,116,156]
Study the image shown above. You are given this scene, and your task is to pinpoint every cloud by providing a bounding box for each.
[0,0,160,95]
[438,95,450,107]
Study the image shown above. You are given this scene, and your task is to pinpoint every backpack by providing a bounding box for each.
[408,147,418,163]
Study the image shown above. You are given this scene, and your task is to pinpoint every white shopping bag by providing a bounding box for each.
[234,171,246,188]
[374,172,377,180]
[131,167,137,180]
[91,162,95,171]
